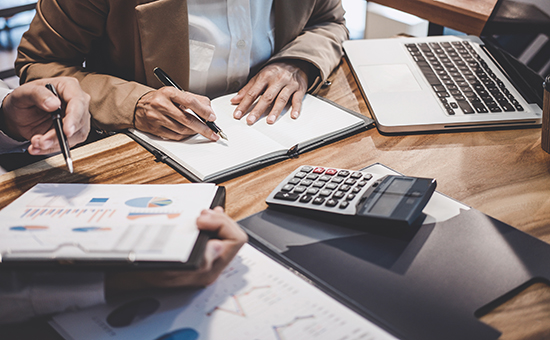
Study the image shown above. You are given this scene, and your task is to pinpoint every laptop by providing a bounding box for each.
[343,0,548,133]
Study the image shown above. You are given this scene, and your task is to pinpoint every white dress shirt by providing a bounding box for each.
[187,0,274,98]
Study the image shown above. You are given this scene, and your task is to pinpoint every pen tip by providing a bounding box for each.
[67,158,74,173]
[219,132,229,141]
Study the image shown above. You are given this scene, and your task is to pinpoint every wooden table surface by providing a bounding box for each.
[369,0,499,35]
[1,58,550,339]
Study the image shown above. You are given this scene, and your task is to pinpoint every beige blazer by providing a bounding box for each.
[16,0,348,130]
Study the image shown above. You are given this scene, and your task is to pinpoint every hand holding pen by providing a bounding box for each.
[1,77,90,162]
[154,67,227,141]
[133,68,227,142]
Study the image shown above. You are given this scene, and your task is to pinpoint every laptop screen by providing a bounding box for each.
[482,0,550,78]
[483,0,550,34]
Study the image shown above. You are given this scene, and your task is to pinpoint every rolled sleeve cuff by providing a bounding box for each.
[0,87,30,153]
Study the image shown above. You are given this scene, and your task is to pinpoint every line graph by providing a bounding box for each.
[273,315,316,340]
[206,285,271,317]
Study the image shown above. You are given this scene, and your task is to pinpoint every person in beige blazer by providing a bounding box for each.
[16,0,348,141]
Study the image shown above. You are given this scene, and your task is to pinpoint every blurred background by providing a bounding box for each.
[0,0,548,90]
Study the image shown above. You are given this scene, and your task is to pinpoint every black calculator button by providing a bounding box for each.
[319,175,332,182]
[293,186,307,194]
[301,179,313,187]
[357,180,368,187]
[325,182,338,190]
[363,173,373,180]
[346,194,356,201]
[339,201,349,209]
[352,187,361,193]
[338,170,350,177]
[295,172,307,179]
[300,166,314,173]
[307,188,319,195]
[312,181,325,188]
[312,197,325,205]
[281,184,294,192]
[350,172,363,179]
[326,199,338,207]
[274,192,299,201]
[306,173,319,180]
[333,191,345,199]
[319,189,332,197]
[288,178,301,185]
[300,195,314,203]
[344,178,357,185]
[331,177,344,184]
[339,184,351,192]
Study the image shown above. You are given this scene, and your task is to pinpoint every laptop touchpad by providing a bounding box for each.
[359,64,422,93]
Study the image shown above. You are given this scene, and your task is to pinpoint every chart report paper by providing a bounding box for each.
[50,244,399,340]
[0,183,221,268]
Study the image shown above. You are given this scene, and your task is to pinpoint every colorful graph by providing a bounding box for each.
[10,226,49,231]
[125,197,173,208]
[206,285,271,317]
[273,315,316,340]
[19,208,116,223]
[72,227,112,232]
[87,198,109,206]
[127,212,180,220]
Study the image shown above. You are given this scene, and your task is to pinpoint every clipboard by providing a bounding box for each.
[0,183,225,271]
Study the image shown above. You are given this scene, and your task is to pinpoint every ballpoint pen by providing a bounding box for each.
[153,67,228,140]
[45,83,74,173]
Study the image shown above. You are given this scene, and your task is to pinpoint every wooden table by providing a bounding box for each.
[1,58,550,339]
[369,0,499,35]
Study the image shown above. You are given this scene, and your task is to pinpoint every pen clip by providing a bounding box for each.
[287,144,300,158]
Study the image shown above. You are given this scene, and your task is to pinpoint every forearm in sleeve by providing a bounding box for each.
[0,272,105,324]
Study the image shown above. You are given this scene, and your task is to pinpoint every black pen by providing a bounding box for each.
[45,83,74,173]
[153,67,228,140]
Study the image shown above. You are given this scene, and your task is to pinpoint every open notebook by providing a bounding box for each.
[128,93,372,182]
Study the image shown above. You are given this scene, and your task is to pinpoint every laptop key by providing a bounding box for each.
[472,102,489,113]
[458,101,475,114]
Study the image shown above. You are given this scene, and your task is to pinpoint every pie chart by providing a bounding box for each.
[125,197,173,208]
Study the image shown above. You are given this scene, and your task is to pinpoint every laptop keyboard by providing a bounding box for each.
[405,41,524,115]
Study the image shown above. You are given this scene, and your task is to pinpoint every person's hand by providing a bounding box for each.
[105,207,248,297]
[231,60,314,125]
[134,87,220,141]
[1,77,90,155]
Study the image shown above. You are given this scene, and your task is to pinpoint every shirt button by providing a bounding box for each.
[236,40,246,49]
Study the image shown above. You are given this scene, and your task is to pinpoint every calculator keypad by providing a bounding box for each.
[267,166,379,213]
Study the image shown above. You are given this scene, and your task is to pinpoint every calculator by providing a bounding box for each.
[266,166,437,229]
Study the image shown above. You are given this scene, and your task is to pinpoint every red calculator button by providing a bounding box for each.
[325,168,338,175]
[313,167,325,174]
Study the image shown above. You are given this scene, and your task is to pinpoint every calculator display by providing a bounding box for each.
[365,177,414,216]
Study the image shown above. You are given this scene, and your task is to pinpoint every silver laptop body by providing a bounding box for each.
[343,35,543,133]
